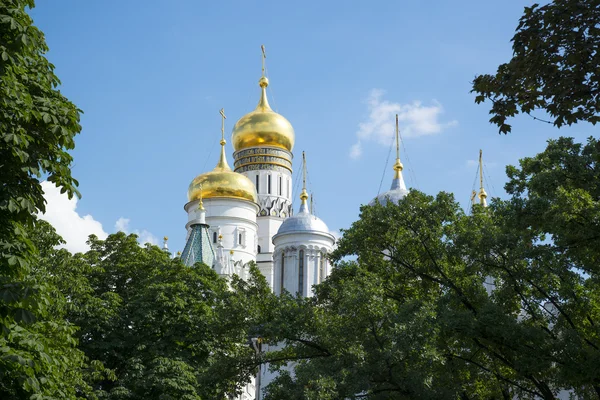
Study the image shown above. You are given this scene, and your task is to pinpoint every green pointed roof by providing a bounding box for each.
[181,224,215,267]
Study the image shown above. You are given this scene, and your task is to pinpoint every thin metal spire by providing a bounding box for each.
[219,108,226,144]
[257,46,271,111]
[216,108,230,170]
[261,44,266,77]
[302,152,306,193]
[299,151,309,212]
[478,149,488,207]
[393,114,404,179]
[396,114,400,162]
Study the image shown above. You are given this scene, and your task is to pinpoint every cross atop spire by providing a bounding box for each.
[219,108,227,145]
[215,108,231,170]
[261,44,266,77]
[299,151,309,213]
[396,114,400,161]
[393,114,404,179]
[478,149,488,207]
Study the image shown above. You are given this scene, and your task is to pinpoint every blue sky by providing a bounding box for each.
[32,1,597,253]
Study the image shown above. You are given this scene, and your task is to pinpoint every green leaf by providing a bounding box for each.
[13,308,36,324]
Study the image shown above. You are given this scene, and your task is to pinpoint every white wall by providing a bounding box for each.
[184,198,259,266]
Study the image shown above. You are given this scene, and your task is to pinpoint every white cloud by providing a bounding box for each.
[138,231,160,246]
[114,217,159,246]
[39,181,108,254]
[349,142,363,159]
[350,89,458,159]
[40,181,159,253]
[115,217,130,232]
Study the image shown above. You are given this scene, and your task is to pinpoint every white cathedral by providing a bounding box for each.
[175,54,410,400]
[166,49,576,400]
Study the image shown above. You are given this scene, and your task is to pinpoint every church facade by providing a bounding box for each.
[180,57,342,399]
[175,52,576,400]
[177,50,412,398]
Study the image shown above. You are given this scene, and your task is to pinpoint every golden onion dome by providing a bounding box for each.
[231,76,295,152]
[188,137,258,203]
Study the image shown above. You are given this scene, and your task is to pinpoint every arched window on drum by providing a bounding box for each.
[298,250,304,295]
[280,252,285,293]
[319,252,325,283]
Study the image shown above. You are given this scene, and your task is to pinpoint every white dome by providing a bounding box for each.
[369,175,409,206]
[274,198,333,240]
[276,210,330,236]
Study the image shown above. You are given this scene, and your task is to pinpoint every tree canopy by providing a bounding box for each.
[31,223,274,399]
[3,1,600,399]
[1,1,85,397]
[259,137,600,399]
[472,0,600,133]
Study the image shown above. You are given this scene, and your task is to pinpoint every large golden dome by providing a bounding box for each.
[188,140,258,203]
[231,76,295,152]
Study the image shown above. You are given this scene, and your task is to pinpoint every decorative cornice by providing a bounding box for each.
[233,147,293,173]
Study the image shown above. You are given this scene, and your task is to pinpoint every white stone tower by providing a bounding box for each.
[256,152,335,399]
[272,152,335,296]
[231,47,295,287]
[185,109,260,270]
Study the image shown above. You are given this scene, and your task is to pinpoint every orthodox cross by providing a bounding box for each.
[219,108,226,144]
[479,149,484,194]
[261,44,266,76]
[395,114,400,161]
[302,151,307,190]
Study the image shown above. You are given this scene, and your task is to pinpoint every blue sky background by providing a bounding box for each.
[31,1,597,253]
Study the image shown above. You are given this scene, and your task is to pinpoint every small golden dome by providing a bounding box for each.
[231,76,295,152]
[188,141,258,203]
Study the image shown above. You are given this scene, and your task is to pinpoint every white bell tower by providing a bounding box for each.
[231,46,295,287]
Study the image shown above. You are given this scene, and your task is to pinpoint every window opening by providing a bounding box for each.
[298,250,304,295]
[280,253,285,292]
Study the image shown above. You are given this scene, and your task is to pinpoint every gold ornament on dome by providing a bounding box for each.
[188,108,258,203]
[231,46,295,152]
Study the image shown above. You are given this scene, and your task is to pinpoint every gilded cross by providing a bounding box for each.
[261,44,266,76]
[395,114,400,161]
[219,108,226,143]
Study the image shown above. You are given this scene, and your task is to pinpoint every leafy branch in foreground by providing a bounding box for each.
[259,137,600,399]
[472,0,600,133]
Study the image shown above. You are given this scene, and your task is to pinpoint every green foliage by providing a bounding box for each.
[472,0,600,133]
[1,220,93,399]
[0,0,81,262]
[0,1,84,397]
[261,137,600,399]
[42,230,274,399]
[499,137,600,397]
[261,262,457,400]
